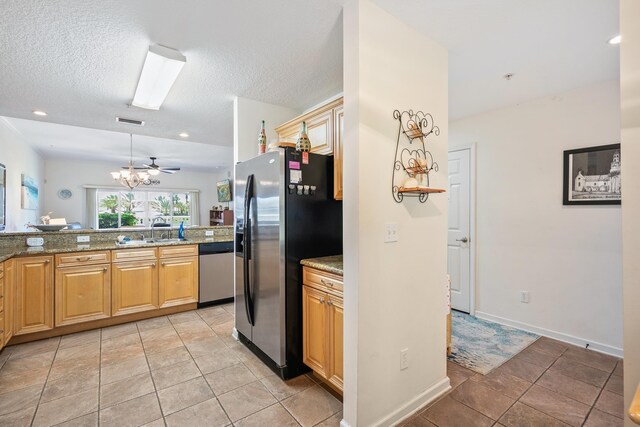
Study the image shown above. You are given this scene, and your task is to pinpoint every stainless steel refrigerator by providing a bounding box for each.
[234,148,342,379]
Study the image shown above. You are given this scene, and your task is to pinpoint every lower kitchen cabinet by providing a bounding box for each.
[158,256,198,308]
[302,266,344,393]
[112,260,159,316]
[55,264,111,326]
[14,256,54,335]
[4,259,15,343]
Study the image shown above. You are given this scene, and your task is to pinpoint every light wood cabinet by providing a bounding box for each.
[111,260,158,316]
[14,256,54,335]
[302,266,343,393]
[0,263,4,349]
[4,259,15,342]
[55,263,111,326]
[158,253,198,308]
[333,105,344,200]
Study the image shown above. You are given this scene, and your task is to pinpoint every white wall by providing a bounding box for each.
[621,0,640,423]
[0,117,44,231]
[43,158,225,227]
[450,80,623,355]
[233,97,300,164]
[343,1,449,425]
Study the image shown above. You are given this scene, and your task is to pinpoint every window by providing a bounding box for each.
[96,190,193,229]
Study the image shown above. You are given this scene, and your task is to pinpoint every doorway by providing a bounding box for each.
[448,146,475,314]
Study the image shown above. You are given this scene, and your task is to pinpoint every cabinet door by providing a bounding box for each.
[15,256,54,335]
[303,285,328,377]
[333,105,344,200]
[112,260,158,316]
[158,256,198,308]
[4,259,14,341]
[278,110,334,155]
[55,264,111,326]
[327,294,343,391]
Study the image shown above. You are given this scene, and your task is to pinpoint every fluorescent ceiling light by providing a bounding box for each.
[32,110,47,116]
[132,44,186,110]
[179,132,189,138]
[608,35,621,45]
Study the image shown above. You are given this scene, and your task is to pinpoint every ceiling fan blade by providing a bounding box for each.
[160,169,177,174]
[159,167,181,171]
[142,164,156,169]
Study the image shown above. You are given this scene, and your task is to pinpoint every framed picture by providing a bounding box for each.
[563,144,621,205]
[21,173,39,210]
[217,179,232,203]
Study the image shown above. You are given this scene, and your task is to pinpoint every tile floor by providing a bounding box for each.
[0,304,343,427]
[402,336,624,427]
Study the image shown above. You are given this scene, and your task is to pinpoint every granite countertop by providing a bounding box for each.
[0,235,234,263]
[300,255,343,276]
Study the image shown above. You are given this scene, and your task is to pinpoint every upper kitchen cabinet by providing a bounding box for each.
[275,97,344,200]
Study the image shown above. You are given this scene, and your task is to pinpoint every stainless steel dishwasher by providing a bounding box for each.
[198,242,234,307]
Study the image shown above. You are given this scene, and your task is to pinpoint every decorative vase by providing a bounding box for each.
[258,120,267,154]
[296,121,311,152]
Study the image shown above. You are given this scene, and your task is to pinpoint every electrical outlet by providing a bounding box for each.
[400,348,409,370]
[205,230,214,237]
[385,223,399,243]
[77,235,90,243]
[520,291,530,303]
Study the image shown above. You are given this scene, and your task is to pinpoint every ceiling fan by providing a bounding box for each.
[134,157,181,175]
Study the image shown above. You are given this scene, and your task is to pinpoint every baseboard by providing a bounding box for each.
[475,311,623,358]
[363,377,451,427]
[231,327,238,340]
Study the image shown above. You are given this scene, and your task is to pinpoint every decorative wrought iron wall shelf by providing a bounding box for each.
[392,109,446,203]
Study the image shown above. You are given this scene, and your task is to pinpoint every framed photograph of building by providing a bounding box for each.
[563,144,621,205]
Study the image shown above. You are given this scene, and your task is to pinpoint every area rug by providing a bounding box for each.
[448,310,539,374]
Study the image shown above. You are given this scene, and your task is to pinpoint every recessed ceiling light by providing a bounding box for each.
[608,35,621,45]
[179,132,189,138]
[32,110,47,116]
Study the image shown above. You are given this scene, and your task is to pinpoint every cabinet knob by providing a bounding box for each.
[103,267,108,272]
[44,259,50,264]
[319,298,325,304]
[327,300,333,306]
[152,263,157,267]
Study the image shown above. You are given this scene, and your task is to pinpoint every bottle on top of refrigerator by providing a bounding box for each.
[258,120,267,154]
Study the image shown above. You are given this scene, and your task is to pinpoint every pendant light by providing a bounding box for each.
[110,134,149,189]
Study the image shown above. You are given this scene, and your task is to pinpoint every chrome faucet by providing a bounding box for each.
[150,216,164,240]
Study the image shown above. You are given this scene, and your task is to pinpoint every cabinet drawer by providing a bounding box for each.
[112,248,158,262]
[56,251,111,267]
[303,268,343,294]
[159,245,198,259]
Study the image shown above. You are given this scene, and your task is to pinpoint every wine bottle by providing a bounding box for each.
[258,120,267,154]
[296,121,311,152]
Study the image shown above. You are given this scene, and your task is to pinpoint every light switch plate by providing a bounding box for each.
[26,237,44,247]
[205,230,214,236]
[77,235,90,243]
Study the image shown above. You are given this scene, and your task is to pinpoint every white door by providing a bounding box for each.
[448,149,471,313]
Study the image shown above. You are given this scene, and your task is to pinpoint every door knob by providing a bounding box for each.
[456,237,469,243]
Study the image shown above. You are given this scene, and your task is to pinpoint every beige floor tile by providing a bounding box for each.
[513,345,558,368]
[142,333,184,354]
[315,411,344,427]
[137,316,172,332]
[211,320,234,336]
[206,312,234,327]
[140,418,166,427]
[498,402,569,427]
[49,353,100,382]
[58,330,101,350]
[282,384,342,427]
[520,384,590,426]
[55,341,101,362]
[41,366,99,403]
[194,347,241,375]
[595,390,624,418]
[101,323,139,341]
[536,370,600,406]
[550,356,610,388]
[604,373,624,395]
[8,337,60,359]
[157,376,214,416]
[196,306,227,323]
[165,397,230,427]
[218,381,277,422]
[100,343,145,366]
[260,373,315,401]
[100,332,141,351]
[100,355,149,385]
[140,325,178,342]
[99,392,162,427]
[562,347,618,373]
[0,367,49,394]
[1,350,55,376]
[244,356,276,380]
[55,411,99,427]
[422,395,493,427]
[204,363,257,395]
[234,403,298,427]
[0,405,37,427]
[401,414,436,427]
[468,369,531,399]
[151,359,202,390]
[100,372,155,408]
[185,335,226,358]
[0,384,43,416]
[146,345,191,371]
[494,357,546,383]
[583,408,624,426]
[168,310,201,325]
[172,318,211,334]
[32,388,99,427]
[450,379,515,420]
[528,337,569,358]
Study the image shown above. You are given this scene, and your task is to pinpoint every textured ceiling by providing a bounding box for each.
[2,117,232,172]
[0,0,344,146]
[375,0,619,120]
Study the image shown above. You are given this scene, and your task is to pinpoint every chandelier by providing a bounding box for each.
[110,134,159,189]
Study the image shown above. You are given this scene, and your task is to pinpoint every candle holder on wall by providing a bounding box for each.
[392,109,446,203]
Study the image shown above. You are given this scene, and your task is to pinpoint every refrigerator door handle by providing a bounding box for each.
[243,174,255,326]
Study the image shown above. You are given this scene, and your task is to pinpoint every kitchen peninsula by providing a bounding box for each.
[0,226,232,350]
